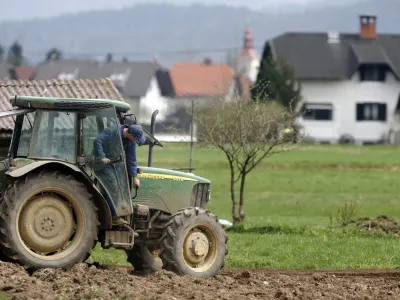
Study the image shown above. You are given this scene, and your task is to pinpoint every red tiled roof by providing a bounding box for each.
[0,78,124,131]
[14,66,36,80]
[170,62,235,97]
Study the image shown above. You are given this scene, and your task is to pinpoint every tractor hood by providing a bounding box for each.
[137,166,211,184]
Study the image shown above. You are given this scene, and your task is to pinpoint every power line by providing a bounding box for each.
[21,44,264,58]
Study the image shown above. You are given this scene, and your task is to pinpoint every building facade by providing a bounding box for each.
[260,15,400,144]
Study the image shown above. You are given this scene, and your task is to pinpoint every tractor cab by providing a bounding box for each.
[3,96,159,217]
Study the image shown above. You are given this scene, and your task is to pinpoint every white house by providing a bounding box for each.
[35,60,175,129]
[102,62,175,125]
[261,15,400,144]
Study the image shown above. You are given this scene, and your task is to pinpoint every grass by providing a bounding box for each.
[0,292,8,300]
[87,143,400,269]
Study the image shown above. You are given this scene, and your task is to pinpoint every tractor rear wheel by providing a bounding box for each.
[160,207,227,278]
[0,170,99,270]
[126,245,162,273]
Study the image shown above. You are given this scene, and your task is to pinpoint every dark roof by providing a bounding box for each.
[0,78,124,131]
[35,60,172,98]
[155,69,175,97]
[34,60,103,81]
[265,32,400,80]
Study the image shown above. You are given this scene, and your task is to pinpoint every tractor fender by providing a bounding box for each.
[6,160,113,229]
[7,160,82,178]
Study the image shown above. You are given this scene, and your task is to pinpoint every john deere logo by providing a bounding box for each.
[138,173,197,182]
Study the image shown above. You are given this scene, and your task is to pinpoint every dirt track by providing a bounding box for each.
[1,263,400,300]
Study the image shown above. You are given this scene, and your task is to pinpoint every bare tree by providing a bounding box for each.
[45,48,63,61]
[106,52,113,62]
[7,41,25,67]
[194,87,303,224]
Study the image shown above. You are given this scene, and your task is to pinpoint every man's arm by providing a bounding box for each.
[125,140,137,177]
[93,129,110,158]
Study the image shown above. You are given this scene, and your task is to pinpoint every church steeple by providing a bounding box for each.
[236,26,259,83]
[243,26,254,50]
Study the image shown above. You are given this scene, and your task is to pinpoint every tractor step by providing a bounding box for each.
[103,225,137,250]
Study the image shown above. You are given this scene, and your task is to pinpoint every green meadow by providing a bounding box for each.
[88,143,400,269]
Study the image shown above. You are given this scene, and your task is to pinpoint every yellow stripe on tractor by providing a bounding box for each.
[138,173,198,182]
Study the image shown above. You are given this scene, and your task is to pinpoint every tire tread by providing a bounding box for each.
[159,207,228,277]
[0,171,99,271]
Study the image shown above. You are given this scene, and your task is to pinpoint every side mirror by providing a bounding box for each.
[123,113,137,125]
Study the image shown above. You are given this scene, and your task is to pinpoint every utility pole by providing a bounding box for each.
[189,98,194,172]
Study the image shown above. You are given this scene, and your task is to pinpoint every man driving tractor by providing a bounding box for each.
[93,123,146,225]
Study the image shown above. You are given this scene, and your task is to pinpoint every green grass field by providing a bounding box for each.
[88,143,400,269]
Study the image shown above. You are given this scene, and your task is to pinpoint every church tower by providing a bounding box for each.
[236,26,260,83]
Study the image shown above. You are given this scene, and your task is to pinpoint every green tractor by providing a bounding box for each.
[0,95,227,278]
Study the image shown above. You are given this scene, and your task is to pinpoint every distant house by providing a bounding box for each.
[260,15,400,144]
[11,66,36,80]
[153,60,251,141]
[0,63,37,81]
[170,60,238,102]
[99,61,175,125]
[34,60,174,124]
[0,63,12,80]
[0,78,124,158]
[171,60,252,102]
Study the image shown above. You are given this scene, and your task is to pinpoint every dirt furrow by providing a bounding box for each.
[1,262,399,300]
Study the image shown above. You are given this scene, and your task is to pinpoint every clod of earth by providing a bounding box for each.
[355,215,400,236]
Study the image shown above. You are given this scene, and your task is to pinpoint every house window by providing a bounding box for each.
[356,103,387,121]
[359,64,386,82]
[395,93,400,114]
[302,103,333,121]
[110,69,131,87]
[58,73,77,80]
[57,68,79,80]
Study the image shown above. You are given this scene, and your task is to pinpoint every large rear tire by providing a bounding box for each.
[160,208,228,278]
[0,170,99,271]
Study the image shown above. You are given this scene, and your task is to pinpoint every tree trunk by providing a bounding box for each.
[238,172,247,222]
[228,160,239,224]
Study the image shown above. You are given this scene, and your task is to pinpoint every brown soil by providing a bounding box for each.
[1,262,400,300]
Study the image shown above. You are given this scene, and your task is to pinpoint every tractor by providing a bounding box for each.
[0,95,227,278]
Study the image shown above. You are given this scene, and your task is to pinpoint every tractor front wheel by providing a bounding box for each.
[160,208,227,278]
[0,170,99,270]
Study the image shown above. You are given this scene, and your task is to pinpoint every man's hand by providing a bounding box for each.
[133,176,140,189]
[102,157,110,164]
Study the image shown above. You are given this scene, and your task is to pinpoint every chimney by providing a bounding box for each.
[360,15,377,39]
[203,57,212,65]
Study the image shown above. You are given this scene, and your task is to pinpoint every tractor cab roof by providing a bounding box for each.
[9,95,131,113]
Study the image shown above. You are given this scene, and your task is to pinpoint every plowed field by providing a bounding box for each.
[1,262,400,300]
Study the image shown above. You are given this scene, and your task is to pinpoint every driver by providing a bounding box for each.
[93,123,146,225]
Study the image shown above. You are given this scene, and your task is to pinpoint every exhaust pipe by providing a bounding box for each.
[148,110,159,167]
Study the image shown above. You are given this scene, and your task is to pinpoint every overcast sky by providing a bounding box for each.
[0,0,357,22]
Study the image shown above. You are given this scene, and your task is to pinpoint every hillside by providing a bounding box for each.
[0,0,398,67]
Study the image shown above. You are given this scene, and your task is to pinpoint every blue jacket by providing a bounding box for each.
[93,124,138,177]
